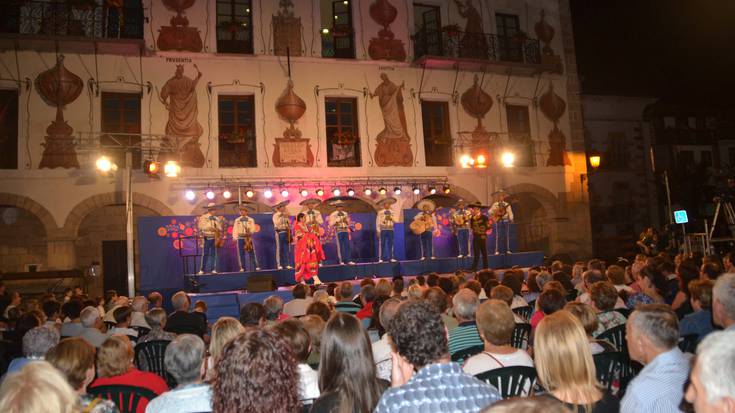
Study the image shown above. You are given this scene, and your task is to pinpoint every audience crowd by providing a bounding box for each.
[0,251,734,412]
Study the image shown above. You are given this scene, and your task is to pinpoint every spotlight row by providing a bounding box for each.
[184,185,451,201]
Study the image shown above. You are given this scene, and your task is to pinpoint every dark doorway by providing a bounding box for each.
[102,240,128,295]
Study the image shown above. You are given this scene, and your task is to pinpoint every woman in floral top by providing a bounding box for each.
[46,337,120,413]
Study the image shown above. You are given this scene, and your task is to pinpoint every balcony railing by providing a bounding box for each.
[0,1,144,40]
[413,28,540,65]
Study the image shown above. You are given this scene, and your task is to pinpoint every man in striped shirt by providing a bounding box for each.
[334,281,362,315]
[621,304,691,413]
[448,288,482,356]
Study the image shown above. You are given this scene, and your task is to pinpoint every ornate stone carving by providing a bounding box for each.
[157,0,203,52]
[158,64,205,167]
[539,83,570,166]
[273,0,302,56]
[367,0,406,61]
[534,9,563,73]
[273,80,314,167]
[371,74,413,166]
[460,74,494,146]
[36,55,83,169]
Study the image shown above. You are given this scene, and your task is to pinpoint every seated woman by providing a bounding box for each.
[588,281,627,337]
[564,302,617,355]
[89,335,168,413]
[212,329,300,413]
[272,319,320,404]
[535,310,619,412]
[310,312,387,413]
[137,308,176,343]
[462,300,534,377]
[679,279,715,342]
[46,337,119,413]
[205,317,244,381]
[0,361,79,413]
[626,265,668,309]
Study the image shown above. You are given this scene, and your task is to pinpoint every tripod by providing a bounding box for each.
[708,198,735,241]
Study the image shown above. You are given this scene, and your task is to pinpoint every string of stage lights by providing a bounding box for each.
[178,177,453,203]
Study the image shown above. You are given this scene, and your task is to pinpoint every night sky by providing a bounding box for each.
[570,0,735,100]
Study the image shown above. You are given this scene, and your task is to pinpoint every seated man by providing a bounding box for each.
[713,273,735,331]
[110,306,139,342]
[680,279,715,342]
[165,291,207,338]
[283,284,313,318]
[131,296,151,330]
[59,299,84,337]
[448,288,483,356]
[685,331,735,413]
[145,334,212,413]
[334,282,362,315]
[621,304,691,413]
[79,306,110,348]
[374,300,500,412]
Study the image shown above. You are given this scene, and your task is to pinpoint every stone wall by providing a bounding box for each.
[0,207,47,273]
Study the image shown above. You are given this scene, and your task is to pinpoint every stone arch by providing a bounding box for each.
[503,183,560,254]
[0,192,58,234]
[63,192,175,236]
[503,183,560,218]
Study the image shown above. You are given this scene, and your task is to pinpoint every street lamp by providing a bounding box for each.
[588,151,601,170]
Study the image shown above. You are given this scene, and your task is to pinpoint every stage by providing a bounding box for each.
[186,251,543,323]
[185,252,544,293]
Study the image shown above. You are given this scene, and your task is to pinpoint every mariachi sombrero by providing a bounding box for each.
[299,198,322,207]
[376,197,397,207]
[416,199,436,212]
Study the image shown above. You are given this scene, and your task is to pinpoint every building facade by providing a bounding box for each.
[0,0,592,294]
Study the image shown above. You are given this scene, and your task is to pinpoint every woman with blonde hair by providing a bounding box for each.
[206,316,245,380]
[534,310,619,412]
[0,362,78,413]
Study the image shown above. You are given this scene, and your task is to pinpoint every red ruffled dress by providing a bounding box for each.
[293,222,325,283]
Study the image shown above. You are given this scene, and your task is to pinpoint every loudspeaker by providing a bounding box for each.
[247,274,276,292]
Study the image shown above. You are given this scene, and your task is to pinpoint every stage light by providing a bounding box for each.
[95,156,113,173]
[144,160,160,177]
[205,190,216,200]
[428,186,437,195]
[245,189,255,198]
[476,154,487,168]
[300,188,308,197]
[460,154,471,168]
[321,28,329,34]
[412,185,421,195]
[184,190,196,201]
[393,186,402,195]
[332,188,341,197]
[316,188,324,196]
[347,188,355,196]
[281,189,289,197]
[364,188,372,196]
[378,187,387,195]
[501,151,515,168]
[443,185,451,194]
[222,189,232,199]
[264,188,274,199]
[163,160,180,177]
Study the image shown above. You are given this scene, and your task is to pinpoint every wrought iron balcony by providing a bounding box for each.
[0,1,144,41]
[413,28,541,66]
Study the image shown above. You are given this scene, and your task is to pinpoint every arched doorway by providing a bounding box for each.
[512,194,551,253]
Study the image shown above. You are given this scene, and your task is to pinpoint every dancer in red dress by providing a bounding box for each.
[294,213,325,284]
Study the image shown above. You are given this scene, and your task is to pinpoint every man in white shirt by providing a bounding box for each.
[413,199,438,260]
[684,331,735,413]
[130,295,151,330]
[713,273,735,332]
[233,204,260,272]
[283,284,313,317]
[328,200,355,265]
[197,203,223,275]
[489,190,514,254]
[272,201,292,270]
[79,306,110,348]
[376,197,397,263]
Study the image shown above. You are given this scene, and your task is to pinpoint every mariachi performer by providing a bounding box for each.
[450,199,473,258]
[294,212,325,284]
[376,197,398,263]
[272,200,293,270]
[328,200,355,265]
[469,202,489,271]
[233,203,260,272]
[301,198,324,235]
[197,202,224,275]
[411,199,438,260]
[490,190,514,254]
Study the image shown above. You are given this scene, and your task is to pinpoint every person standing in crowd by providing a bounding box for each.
[328,200,355,265]
[412,199,438,260]
[684,331,735,412]
[197,203,223,275]
[470,203,489,271]
[376,197,397,263]
[232,204,260,272]
[272,200,292,270]
[621,304,690,413]
[374,300,500,412]
[450,199,472,258]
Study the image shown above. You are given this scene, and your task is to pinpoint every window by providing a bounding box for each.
[663,116,675,129]
[100,92,141,169]
[217,0,253,54]
[688,116,697,130]
[506,105,535,167]
[604,132,630,170]
[325,97,360,167]
[496,13,522,62]
[0,89,18,169]
[218,95,257,167]
[321,0,354,58]
[413,3,442,57]
[421,100,452,166]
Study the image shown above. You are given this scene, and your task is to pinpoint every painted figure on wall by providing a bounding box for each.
[455,0,488,60]
[159,64,205,167]
[371,73,413,166]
